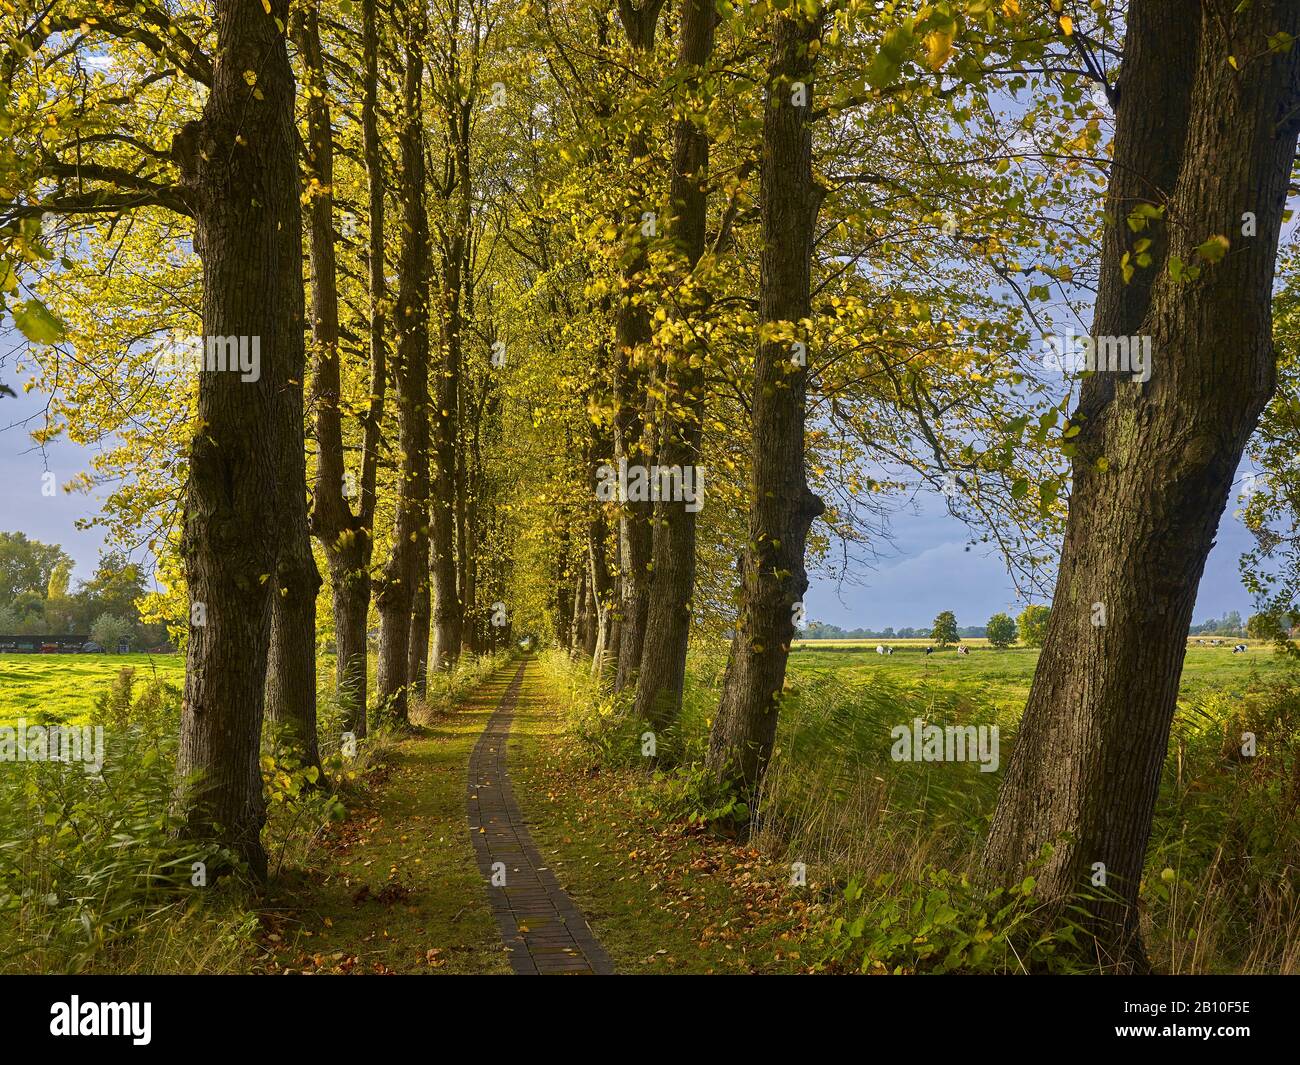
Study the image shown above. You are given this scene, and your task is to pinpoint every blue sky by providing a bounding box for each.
[2,339,1260,630]
[803,493,1255,631]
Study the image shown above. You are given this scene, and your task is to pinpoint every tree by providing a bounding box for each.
[0,532,71,606]
[986,613,1017,649]
[46,560,71,601]
[76,552,147,627]
[632,0,719,731]
[611,0,668,694]
[706,2,825,795]
[982,0,1300,971]
[375,0,432,723]
[1246,612,1273,641]
[172,0,310,881]
[931,611,958,648]
[298,0,386,744]
[1016,604,1050,649]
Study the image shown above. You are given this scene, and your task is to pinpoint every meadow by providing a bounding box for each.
[0,653,186,724]
[0,641,1282,726]
[3,638,1297,974]
[788,641,1284,714]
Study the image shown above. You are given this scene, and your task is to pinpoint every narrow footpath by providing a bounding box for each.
[468,658,615,975]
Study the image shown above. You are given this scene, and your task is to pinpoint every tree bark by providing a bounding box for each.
[981,0,1300,971]
[172,0,305,880]
[265,509,321,771]
[705,6,824,796]
[407,531,431,696]
[611,0,666,693]
[329,0,389,741]
[633,0,716,731]
[375,6,431,725]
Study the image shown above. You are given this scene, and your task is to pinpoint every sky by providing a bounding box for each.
[1,332,1260,630]
[0,347,116,584]
[802,493,1256,631]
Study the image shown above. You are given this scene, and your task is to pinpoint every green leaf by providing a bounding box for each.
[1195,234,1229,263]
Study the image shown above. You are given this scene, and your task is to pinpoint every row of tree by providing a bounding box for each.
[3,0,1299,973]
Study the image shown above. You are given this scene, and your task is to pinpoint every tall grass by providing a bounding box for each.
[0,670,252,974]
[409,651,513,725]
[0,656,438,975]
[542,647,1300,973]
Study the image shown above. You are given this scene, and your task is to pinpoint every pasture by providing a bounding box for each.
[0,653,185,724]
[0,642,1285,726]
[789,641,1285,715]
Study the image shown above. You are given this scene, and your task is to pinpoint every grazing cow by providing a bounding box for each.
[1233,644,1248,654]
[925,647,934,656]
[956,645,970,656]
[876,644,886,655]
[886,645,894,656]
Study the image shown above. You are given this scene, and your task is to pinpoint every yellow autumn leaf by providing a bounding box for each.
[924,30,954,71]
[1059,15,1073,35]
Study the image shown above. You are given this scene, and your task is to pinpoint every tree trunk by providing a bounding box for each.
[407,531,430,697]
[611,0,666,693]
[633,0,716,731]
[172,0,304,881]
[457,403,478,656]
[705,6,824,796]
[430,38,474,673]
[375,8,430,725]
[570,563,588,654]
[981,0,1300,971]
[330,0,389,741]
[588,517,615,677]
[581,569,600,659]
[265,522,321,771]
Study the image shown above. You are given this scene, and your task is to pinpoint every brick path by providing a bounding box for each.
[467,659,615,975]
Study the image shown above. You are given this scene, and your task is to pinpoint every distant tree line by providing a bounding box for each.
[1187,611,1246,637]
[806,606,1260,644]
[0,531,169,649]
[802,620,986,640]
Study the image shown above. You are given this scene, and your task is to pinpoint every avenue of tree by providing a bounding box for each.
[2,0,1298,970]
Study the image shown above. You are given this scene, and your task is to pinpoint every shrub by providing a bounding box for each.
[819,867,1075,974]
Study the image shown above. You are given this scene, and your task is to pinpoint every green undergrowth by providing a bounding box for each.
[0,653,509,974]
[536,647,1300,974]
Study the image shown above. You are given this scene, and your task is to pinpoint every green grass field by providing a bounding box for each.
[0,653,186,723]
[789,641,1287,715]
[0,643,1287,725]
